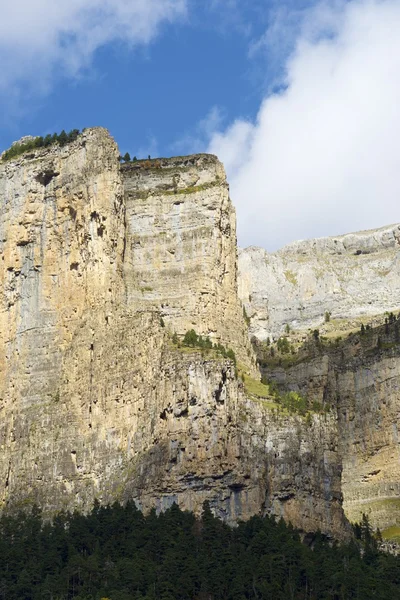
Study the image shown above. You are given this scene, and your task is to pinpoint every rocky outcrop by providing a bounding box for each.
[0,127,125,509]
[258,325,400,533]
[0,128,348,539]
[0,303,346,538]
[239,224,400,340]
[122,156,255,369]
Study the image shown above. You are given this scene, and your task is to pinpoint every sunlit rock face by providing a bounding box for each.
[121,155,255,370]
[0,129,350,541]
[239,224,400,341]
[240,222,400,534]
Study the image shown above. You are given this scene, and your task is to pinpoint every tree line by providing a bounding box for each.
[1,130,81,161]
[0,501,398,599]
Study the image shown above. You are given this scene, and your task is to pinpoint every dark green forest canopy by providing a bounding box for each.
[0,502,398,600]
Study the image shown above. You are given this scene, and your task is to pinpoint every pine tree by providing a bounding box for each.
[183,329,198,347]
[58,130,68,146]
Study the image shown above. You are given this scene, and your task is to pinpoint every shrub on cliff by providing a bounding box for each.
[181,330,236,363]
[277,336,290,354]
[57,130,68,146]
[280,391,308,415]
[183,329,198,346]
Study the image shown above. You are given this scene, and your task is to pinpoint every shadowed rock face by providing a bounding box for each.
[240,223,400,534]
[258,325,400,533]
[239,224,400,341]
[0,128,350,540]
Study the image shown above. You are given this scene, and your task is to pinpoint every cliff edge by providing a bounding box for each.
[239,224,400,340]
[0,128,349,539]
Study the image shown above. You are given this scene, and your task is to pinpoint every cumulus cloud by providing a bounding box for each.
[0,0,186,95]
[208,0,400,250]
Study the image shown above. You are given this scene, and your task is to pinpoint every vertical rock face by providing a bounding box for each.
[259,329,400,533]
[0,127,124,431]
[239,225,400,340]
[122,156,254,369]
[242,222,400,534]
[337,345,400,533]
[0,128,349,540]
[0,127,125,509]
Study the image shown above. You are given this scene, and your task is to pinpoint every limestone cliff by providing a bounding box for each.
[239,224,400,341]
[256,322,400,535]
[0,128,348,540]
[122,155,254,368]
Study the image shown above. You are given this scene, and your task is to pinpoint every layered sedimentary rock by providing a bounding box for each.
[122,156,254,368]
[0,303,346,537]
[0,128,347,539]
[0,127,125,508]
[241,224,400,534]
[239,224,400,340]
[258,325,400,533]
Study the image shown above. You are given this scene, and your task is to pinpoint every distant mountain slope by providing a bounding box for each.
[239,224,400,340]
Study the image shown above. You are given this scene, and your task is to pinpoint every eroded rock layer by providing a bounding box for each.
[122,156,254,369]
[239,225,400,341]
[0,128,348,539]
[258,325,400,532]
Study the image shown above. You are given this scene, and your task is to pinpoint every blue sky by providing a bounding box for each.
[0,1,277,156]
[1,0,400,249]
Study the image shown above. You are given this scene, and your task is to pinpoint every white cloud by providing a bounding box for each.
[208,119,254,175]
[0,0,186,95]
[208,0,400,250]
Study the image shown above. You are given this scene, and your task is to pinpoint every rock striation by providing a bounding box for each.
[239,225,400,340]
[258,324,400,534]
[0,128,348,540]
[240,224,400,535]
[122,155,254,369]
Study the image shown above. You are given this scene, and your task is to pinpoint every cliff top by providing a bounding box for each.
[0,127,114,163]
[1,127,219,173]
[120,153,219,172]
[242,223,400,258]
[238,222,400,340]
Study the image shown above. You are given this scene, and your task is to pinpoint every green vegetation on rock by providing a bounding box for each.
[1,129,81,161]
[267,381,325,416]
[172,329,236,364]
[164,181,220,196]
[382,525,400,542]
[240,367,324,417]
[242,373,270,398]
[284,269,298,285]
